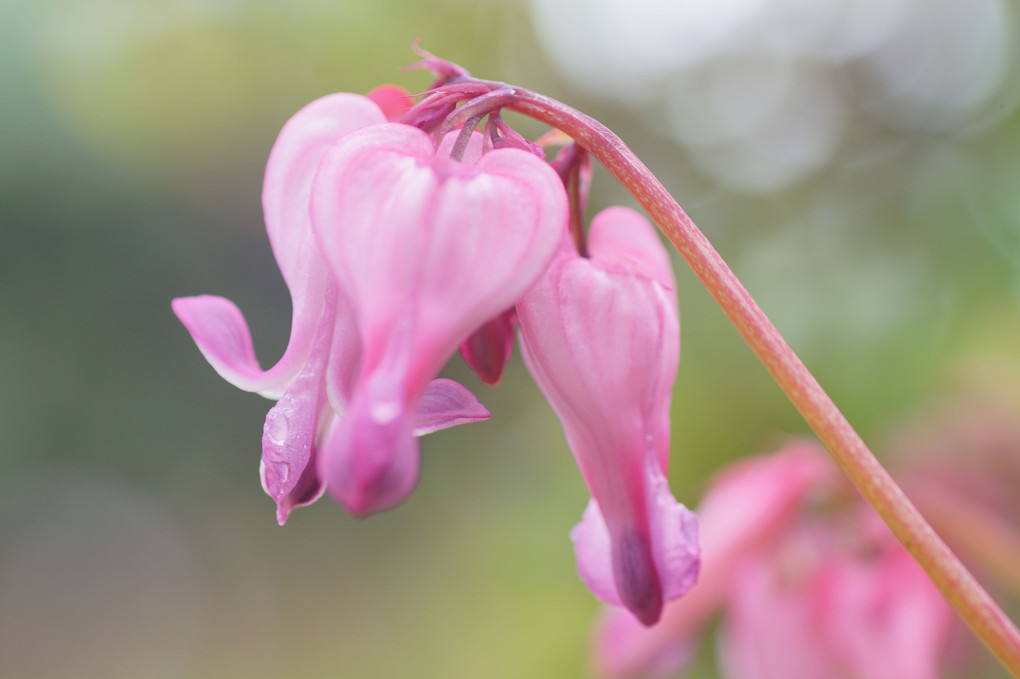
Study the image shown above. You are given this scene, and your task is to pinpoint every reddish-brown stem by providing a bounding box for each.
[497,85,1020,676]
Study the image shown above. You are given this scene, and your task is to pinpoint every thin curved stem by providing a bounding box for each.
[500,86,1020,677]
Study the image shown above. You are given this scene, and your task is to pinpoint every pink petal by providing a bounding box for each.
[317,371,420,517]
[822,525,952,679]
[324,289,361,415]
[263,93,386,291]
[595,609,696,679]
[436,127,485,165]
[310,122,566,383]
[258,94,387,390]
[413,378,490,435]
[365,84,412,122]
[172,295,289,396]
[263,447,326,526]
[459,308,516,386]
[571,465,700,624]
[260,289,337,506]
[718,548,834,679]
[587,206,675,291]
[309,123,565,514]
[518,208,696,625]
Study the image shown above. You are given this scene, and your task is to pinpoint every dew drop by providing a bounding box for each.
[264,410,289,447]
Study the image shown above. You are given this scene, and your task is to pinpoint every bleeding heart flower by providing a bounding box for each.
[517,206,700,626]
[173,92,488,524]
[308,122,567,515]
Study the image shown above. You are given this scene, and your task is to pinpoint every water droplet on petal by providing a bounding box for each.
[265,410,289,446]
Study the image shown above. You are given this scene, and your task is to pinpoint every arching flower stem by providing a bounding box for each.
[457,80,1020,676]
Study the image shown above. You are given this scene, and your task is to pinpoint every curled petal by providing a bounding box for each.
[413,378,490,435]
[172,295,290,396]
[572,463,700,619]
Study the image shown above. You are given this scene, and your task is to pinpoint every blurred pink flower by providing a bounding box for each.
[518,206,700,626]
[594,443,952,678]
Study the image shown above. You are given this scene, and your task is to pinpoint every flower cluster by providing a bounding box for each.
[173,65,700,624]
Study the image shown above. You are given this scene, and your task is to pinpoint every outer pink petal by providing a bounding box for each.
[263,93,386,293]
[413,378,490,435]
[309,123,565,514]
[172,295,287,395]
[518,209,694,626]
[256,94,386,391]
[310,122,566,384]
[593,443,837,678]
[572,465,699,609]
[587,206,675,292]
[260,287,337,508]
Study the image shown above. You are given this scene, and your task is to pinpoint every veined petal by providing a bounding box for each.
[587,206,675,292]
[324,289,361,415]
[310,122,566,385]
[257,94,387,390]
[518,208,695,626]
[264,93,387,291]
[309,122,565,514]
[413,378,490,435]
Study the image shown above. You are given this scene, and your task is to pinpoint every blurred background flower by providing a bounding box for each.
[1,0,1018,677]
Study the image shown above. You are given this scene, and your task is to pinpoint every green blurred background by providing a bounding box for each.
[2,0,1019,677]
